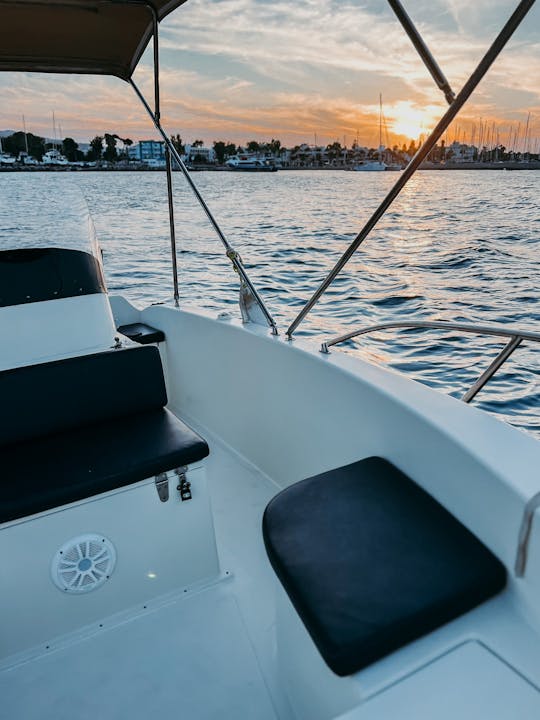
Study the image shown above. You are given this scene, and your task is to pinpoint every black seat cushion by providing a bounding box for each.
[0,346,167,446]
[263,457,507,677]
[0,345,209,523]
[0,408,208,523]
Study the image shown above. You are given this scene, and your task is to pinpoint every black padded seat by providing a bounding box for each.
[263,457,507,677]
[0,409,207,524]
[0,346,208,524]
[118,322,165,345]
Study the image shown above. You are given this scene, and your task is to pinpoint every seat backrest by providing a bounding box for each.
[0,346,167,447]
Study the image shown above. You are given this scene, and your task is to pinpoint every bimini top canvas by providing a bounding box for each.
[0,0,188,79]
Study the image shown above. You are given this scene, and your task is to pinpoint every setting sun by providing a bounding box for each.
[389,101,440,141]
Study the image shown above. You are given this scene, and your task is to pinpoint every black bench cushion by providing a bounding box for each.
[263,457,507,677]
[0,408,208,523]
[118,322,165,345]
[0,346,167,447]
[0,345,209,523]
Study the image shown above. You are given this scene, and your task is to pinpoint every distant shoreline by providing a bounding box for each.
[2,161,540,172]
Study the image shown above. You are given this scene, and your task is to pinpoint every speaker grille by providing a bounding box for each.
[51,534,116,594]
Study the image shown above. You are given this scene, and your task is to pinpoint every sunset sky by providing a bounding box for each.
[1,0,539,149]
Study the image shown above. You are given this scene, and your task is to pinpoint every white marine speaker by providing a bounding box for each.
[51,533,116,594]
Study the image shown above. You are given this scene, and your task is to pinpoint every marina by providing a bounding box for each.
[1,0,540,719]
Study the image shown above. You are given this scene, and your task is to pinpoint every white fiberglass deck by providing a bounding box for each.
[0,431,288,720]
[3,418,540,719]
[1,587,276,719]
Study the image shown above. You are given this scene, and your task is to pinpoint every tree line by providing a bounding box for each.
[2,129,419,165]
[1,131,133,162]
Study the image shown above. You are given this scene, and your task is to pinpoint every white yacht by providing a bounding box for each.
[19,151,39,165]
[226,154,278,171]
[0,138,16,164]
[1,1,539,719]
[0,152,16,164]
[353,159,387,171]
[41,148,69,165]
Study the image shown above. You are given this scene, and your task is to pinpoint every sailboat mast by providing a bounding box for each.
[379,93,382,148]
[22,115,29,153]
[524,111,531,157]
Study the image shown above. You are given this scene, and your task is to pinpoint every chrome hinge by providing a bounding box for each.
[175,466,192,501]
[155,472,169,502]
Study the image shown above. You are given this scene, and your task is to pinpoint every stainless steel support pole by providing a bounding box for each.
[131,80,232,251]
[387,0,455,104]
[286,0,536,339]
[165,147,180,306]
[151,9,160,121]
[127,1,160,116]
[462,335,522,403]
[129,80,278,334]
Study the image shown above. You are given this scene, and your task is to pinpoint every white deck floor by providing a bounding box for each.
[0,427,292,720]
[4,420,540,719]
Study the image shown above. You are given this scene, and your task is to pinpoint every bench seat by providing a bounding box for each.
[0,408,207,524]
[0,346,208,524]
[263,457,507,677]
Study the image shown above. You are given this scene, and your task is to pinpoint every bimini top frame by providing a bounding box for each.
[0,0,279,334]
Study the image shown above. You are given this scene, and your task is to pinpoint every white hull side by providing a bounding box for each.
[134,303,538,571]
[0,464,219,664]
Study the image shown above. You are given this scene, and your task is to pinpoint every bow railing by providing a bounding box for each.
[320,320,540,403]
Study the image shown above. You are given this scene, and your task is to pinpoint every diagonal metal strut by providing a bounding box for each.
[128,0,278,335]
[286,0,535,339]
[387,0,455,104]
[131,78,279,335]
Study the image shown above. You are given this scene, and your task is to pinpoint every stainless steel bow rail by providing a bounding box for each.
[320,320,540,403]
[286,0,536,339]
[126,1,278,335]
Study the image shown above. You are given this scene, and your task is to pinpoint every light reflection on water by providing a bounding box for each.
[1,169,539,437]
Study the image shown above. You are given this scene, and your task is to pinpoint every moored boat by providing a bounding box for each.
[0,152,16,164]
[0,138,16,164]
[353,159,387,171]
[41,148,69,165]
[354,94,390,171]
[226,154,278,171]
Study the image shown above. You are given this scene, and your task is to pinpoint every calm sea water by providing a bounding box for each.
[2,169,539,437]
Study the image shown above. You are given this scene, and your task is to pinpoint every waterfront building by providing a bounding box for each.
[184,144,215,164]
[128,140,166,163]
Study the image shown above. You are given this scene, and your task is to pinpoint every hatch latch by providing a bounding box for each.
[155,472,169,502]
[175,466,192,501]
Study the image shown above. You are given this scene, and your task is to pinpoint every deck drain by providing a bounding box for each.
[51,534,116,594]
